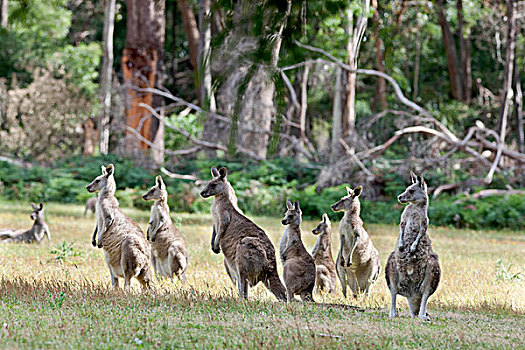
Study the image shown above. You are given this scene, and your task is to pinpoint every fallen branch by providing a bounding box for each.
[454,189,525,204]
[432,178,488,198]
[339,138,374,179]
[160,167,199,181]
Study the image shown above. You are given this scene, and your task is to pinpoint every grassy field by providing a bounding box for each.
[0,200,524,349]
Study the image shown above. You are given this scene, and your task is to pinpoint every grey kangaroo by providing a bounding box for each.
[332,186,381,298]
[311,213,337,295]
[385,172,441,321]
[0,203,50,243]
[200,167,286,300]
[84,197,97,217]
[280,200,316,302]
[143,175,188,283]
[87,164,152,291]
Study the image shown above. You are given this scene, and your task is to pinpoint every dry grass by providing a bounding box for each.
[0,200,524,349]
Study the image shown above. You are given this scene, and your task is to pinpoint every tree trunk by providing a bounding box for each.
[82,118,97,155]
[498,0,516,141]
[456,0,471,103]
[330,66,343,163]
[299,64,309,139]
[371,0,386,111]
[435,0,463,101]
[413,30,421,100]
[177,0,199,74]
[0,0,7,28]
[198,0,215,111]
[342,0,370,138]
[151,0,166,164]
[122,0,165,156]
[99,0,115,155]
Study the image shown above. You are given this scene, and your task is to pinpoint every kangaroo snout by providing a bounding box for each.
[86,185,94,193]
[200,190,209,198]
[281,219,287,225]
[330,204,337,211]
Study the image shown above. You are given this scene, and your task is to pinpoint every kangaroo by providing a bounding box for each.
[311,213,337,295]
[84,197,97,217]
[332,186,381,298]
[280,200,316,302]
[385,172,441,321]
[143,175,188,283]
[200,167,286,301]
[0,203,50,243]
[210,166,242,254]
[87,164,152,291]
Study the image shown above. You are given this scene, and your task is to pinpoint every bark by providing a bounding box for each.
[456,0,471,103]
[151,0,166,164]
[498,0,516,140]
[342,0,370,137]
[435,0,463,101]
[412,30,421,100]
[0,0,7,28]
[299,65,309,139]
[122,0,165,156]
[82,118,97,155]
[198,0,215,111]
[371,0,386,111]
[516,76,524,154]
[330,66,343,163]
[99,0,115,155]
[177,0,199,73]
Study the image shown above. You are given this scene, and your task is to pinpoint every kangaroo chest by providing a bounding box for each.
[402,207,426,242]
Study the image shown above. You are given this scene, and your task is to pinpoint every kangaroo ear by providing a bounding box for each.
[211,166,219,177]
[346,186,353,196]
[101,165,107,175]
[410,171,418,184]
[105,164,114,176]
[417,173,426,189]
[286,200,293,210]
[31,203,37,210]
[39,203,43,210]
[156,175,164,189]
[218,167,227,179]
[294,200,300,212]
[322,213,330,224]
[353,186,363,197]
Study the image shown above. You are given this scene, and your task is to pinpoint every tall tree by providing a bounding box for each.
[177,0,199,75]
[99,0,115,155]
[456,0,471,103]
[0,0,7,28]
[342,0,370,137]
[498,0,516,140]
[121,0,165,158]
[371,0,386,111]
[435,0,463,101]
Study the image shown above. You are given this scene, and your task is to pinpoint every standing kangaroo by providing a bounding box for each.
[280,200,316,302]
[385,172,441,321]
[311,213,337,295]
[332,186,381,298]
[143,175,188,283]
[87,164,152,290]
[84,197,97,217]
[200,167,286,300]
[0,203,50,243]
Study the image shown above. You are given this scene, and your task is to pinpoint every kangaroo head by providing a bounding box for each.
[200,167,228,198]
[331,186,362,213]
[30,202,44,222]
[398,171,428,204]
[312,213,331,235]
[282,200,302,226]
[86,164,115,194]
[143,175,167,201]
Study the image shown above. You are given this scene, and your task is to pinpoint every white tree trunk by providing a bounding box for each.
[1,0,7,28]
[331,66,343,163]
[99,0,115,155]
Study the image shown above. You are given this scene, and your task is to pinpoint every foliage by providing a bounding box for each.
[1,156,524,230]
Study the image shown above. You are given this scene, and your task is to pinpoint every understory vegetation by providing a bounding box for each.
[0,201,523,349]
[1,156,524,230]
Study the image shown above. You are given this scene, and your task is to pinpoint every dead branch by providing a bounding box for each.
[432,178,488,198]
[160,167,199,181]
[339,138,375,179]
[454,189,525,204]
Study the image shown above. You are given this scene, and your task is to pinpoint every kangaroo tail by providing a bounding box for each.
[266,270,287,301]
